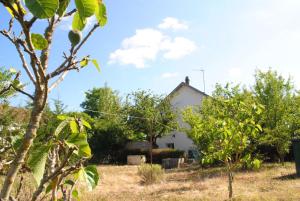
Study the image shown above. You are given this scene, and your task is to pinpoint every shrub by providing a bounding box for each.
[126,148,185,164]
[137,164,164,184]
[152,149,185,163]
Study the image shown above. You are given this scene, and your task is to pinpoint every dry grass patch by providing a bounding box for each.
[1,163,300,201]
[82,163,300,201]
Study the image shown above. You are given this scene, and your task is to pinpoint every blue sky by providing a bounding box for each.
[1,0,300,110]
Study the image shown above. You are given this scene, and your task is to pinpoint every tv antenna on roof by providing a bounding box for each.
[193,69,206,93]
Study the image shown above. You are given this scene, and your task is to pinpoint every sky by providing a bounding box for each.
[1,0,300,110]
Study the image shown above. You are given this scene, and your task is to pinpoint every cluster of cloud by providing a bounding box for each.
[161,72,179,79]
[109,17,197,68]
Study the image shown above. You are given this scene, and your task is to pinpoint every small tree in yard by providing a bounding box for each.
[125,90,178,163]
[0,0,107,200]
[253,70,295,163]
[183,84,263,199]
[125,90,178,146]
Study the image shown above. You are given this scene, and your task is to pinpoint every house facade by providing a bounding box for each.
[156,76,207,154]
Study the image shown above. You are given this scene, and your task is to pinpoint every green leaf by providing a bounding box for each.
[80,57,89,67]
[57,0,70,17]
[84,165,99,190]
[31,33,48,50]
[54,117,72,136]
[57,115,68,120]
[94,2,107,27]
[72,11,87,31]
[25,0,59,19]
[75,0,97,18]
[72,189,80,200]
[78,165,99,191]
[65,133,91,157]
[27,144,51,185]
[82,119,91,129]
[91,59,100,72]
[70,120,79,133]
[64,179,75,186]
[6,3,26,17]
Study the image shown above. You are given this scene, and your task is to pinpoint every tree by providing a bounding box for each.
[0,68,27,174]
[183,84,263,199]
[0,0,107,200]
[0,67,18,101]
[253,70,294,162]
[81,86,133,163]
[81,86,121,118]
[125,90,178,158]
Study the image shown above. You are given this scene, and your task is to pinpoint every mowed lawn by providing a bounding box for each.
[82,163,300,201]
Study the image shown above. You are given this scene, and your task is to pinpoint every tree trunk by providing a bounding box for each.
[225,159,233,200]
[228,170,233,199]
[0,88,46,200]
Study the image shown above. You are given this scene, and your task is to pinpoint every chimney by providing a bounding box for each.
[185,76,190,85]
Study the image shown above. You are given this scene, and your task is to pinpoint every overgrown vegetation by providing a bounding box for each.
[138,164,164,184]
[0,0,107,200]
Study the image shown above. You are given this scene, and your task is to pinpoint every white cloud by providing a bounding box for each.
[109,18,196,68]
[158,17,188,30]
[161,72,179,79]
[228,67,242,78]
[109,29,166,68]
[161,37,197,59]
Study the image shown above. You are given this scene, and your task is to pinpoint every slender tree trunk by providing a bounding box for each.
[228,170,233,199]
[225,160,233,200]
[0,88,47,200]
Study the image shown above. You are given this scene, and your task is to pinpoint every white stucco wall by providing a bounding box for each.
[156,84,205,152]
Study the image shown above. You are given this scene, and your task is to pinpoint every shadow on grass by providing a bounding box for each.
[273,173,300,180]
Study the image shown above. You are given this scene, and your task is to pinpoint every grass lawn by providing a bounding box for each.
[1,162,300,201]
[82,163,300,201]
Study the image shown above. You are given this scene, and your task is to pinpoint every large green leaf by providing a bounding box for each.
[77,165,99,191]
[57,0,70,17]
[91,59,100,72]
[28,144,51,185]
[31,33,48,50]
[75,0,97,18]
[82,119,91,129]
[65,133,91,157]
[72,11,87,31]
[94,2,107,27]
[54,117,73,136]
[25,0,59,19]
[80,57,89,67]
[70,120,79,133]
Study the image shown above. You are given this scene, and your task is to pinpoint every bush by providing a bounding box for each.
[137,164,164,184]
[152,148,185,163]
[126,148,185,164]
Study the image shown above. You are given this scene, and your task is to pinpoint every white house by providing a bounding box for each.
[156,76,207,154]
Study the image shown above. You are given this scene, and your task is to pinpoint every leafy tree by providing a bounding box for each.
[29,114,98,201]
[183,84,263,199]
[125,90,178,163]
[81,86,121,118]
[0,67,18,101]
[81,86,133,163]
[253,70,294,162]
[0,68,26,174]
[0,0,107,200]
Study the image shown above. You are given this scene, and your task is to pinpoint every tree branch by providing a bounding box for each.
[31,149,74,201]
[47,24,99,80]
[11,85,34,100]
[64,9,77,18]
[15,42,36,85]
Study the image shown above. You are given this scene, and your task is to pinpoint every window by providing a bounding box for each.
[166,143,175,149]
